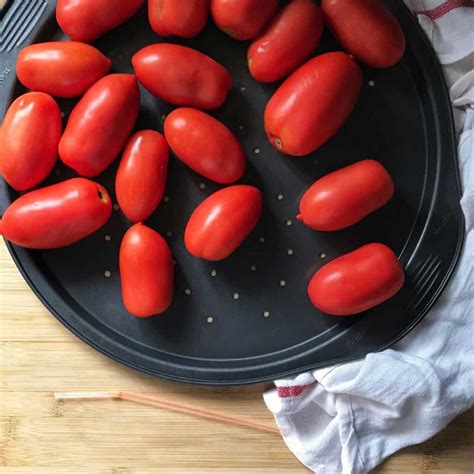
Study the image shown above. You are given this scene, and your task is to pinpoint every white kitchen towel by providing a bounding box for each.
[264,2,474,473]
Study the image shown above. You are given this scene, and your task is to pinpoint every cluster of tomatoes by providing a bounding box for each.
[0,0,407,318]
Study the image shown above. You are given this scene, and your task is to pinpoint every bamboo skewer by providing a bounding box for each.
[54,391,281,435]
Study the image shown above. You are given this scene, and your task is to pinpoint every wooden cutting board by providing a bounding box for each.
[1,241,472,473]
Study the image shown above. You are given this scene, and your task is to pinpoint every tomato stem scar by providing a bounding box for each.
[224,28,236,38]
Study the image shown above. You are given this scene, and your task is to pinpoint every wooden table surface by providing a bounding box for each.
[1,241,472,473]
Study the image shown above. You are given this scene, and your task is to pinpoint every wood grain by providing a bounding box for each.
[1,241,473,473]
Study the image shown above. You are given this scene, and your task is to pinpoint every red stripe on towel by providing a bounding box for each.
[277,383,316,398]
[414,0,473,20]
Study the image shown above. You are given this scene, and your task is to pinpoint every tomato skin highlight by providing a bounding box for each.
[132,44,231,110]
[308,243,405,316]
[0,178,112,249]
[248,0,324,83]
[185,185,262,261]
[16,42,111,98]
[211,0,279,40]
[120,223,174,317]
[164,108,245,184]
[298,159,394,231]
[148,0,210,38]
[321,0,406,68]
[59,74,140,177]
[0,92,61,192]
[265,52,363,157]
[115,130,169,223]
[56,0,145,43]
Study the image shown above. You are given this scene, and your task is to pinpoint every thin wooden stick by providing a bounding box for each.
[54,391,281,435]
[55,391,119,400]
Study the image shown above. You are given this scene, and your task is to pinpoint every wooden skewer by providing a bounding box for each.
[54,391,281,435]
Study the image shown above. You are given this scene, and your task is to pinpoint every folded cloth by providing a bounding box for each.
[264,2,474,472]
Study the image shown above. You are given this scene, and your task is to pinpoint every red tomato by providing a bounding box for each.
[0,178,112,249]
[132,44,231,110]
[59,74,140,177]
[210,0,278,40]
[264,52,363,156]
[164,108,245,184]
[56,0,144,43]
[115,130,169,223]
[16,42,111,98]
[322,0,406,68]
[148,0,210,38]
[308,243,405,316]
[248,0,324,83]
[297,160,394,231]
[0,92,61,191]
[120,223,174,317]
[185,185,262,261]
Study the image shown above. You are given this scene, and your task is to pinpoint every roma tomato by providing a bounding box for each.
[115,130,169,223]
[322,0,406,68]
[132,44,231,110]
[297,159,394,231]
[185,185,262,261]
[164,108,245,184]
[248,0,324,83]
[120,223,174,317]
[264,52,363,156]
[59,74,140,177]
[56,0,144,43]
[210,0,278,40]
[308,243,405,316]
[16,42,111,98]
[0,92,61,191]
[0,178,112,249]
[148,0,210,38]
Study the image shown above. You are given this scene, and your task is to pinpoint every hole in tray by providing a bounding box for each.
[254,147,260,155]
[280,280,286,287]
[368,80,375,87]
[113,204,119,211]
[184,289,191,296]
[263,311,270,318]
[240,85,246,92]
[287,249,294,256]
[104,271,111,278]
[207,316,214,324]
[233,292,240,300]
[199,183,206,189]
[277,194,284,201]
[105,235,111,242]
[210,269,217,277]
[250,265,257,272]
[163,196,170,203]
[286,219,292,226]
[319,252,326,259]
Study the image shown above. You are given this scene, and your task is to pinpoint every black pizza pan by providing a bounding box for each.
[0,0,464,385]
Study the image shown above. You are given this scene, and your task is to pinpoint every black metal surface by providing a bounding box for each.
[0,1,464,385]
